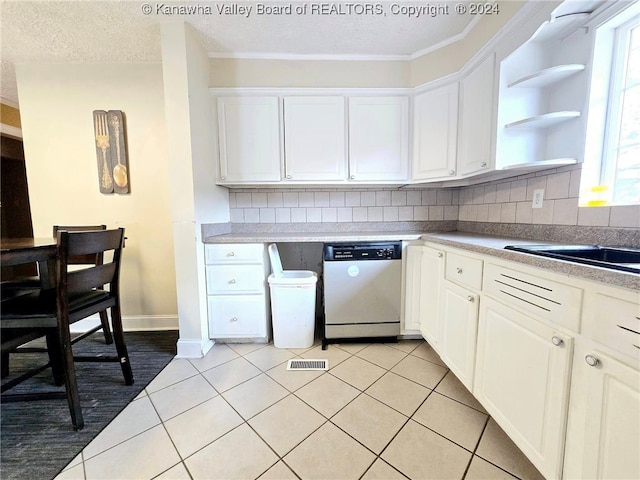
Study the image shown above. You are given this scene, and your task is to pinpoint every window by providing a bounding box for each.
[581,3,640,206]
[604,18,639,205]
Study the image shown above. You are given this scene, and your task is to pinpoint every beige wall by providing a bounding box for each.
[208,2,528,89]
[410,1,531,85]
[209,58,410,88]
[16,63,178,328]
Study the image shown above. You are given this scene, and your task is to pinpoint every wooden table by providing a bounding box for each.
[1,237,57,287]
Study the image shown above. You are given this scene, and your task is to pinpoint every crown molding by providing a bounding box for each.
[208,52,411,61]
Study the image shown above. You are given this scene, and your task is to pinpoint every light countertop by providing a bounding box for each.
[420,232,639,291]
[203,230,639,290]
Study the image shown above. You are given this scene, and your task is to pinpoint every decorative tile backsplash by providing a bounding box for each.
[229,165,639,229]
[457,165,640,229]
[229,188,460,224]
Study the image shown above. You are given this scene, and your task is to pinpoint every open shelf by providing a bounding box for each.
[501,158,578,171]
[505,111,581,129]
[509,64,586,88]
[532,12,590,42]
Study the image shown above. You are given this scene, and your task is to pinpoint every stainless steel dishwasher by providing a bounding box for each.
[322,242,402,349]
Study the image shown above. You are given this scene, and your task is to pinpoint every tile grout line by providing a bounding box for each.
[461,415,491,480]
[71,339,532,480]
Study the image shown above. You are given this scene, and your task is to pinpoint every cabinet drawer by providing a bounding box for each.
[205,244,265,264]
[484,263,582,331]
[445,252,483,290]
[206,265,265,294]
[587,292,640,361]
[208,295,267,338]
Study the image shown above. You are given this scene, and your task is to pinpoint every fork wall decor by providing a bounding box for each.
[92,110,129,194]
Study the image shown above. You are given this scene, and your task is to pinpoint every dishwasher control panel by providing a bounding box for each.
[323,242,402,261]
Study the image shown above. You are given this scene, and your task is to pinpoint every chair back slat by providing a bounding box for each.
[67,264,117,293]
[53,226,107,265]
[59,230,123,258]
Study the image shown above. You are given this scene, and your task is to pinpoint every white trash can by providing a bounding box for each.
[267,244,318,349]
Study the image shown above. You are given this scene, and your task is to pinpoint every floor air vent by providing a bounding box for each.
[287,359,328,371]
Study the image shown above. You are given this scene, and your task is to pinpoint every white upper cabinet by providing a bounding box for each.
[413,83,458,181]
[283,96,347,181]
[348,96,409,182]
[457,53,496,176]
[217,97,281,182]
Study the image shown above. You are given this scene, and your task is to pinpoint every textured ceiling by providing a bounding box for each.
[0,0,479,105]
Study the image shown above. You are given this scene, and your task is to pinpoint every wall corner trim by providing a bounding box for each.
[176,338,215,358]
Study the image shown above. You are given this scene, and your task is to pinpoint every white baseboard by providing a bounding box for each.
[70,315,179,333]
[176,338,215,358]
[69,314,217,359]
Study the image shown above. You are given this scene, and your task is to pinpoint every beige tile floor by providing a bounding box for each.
[55,339,545,480]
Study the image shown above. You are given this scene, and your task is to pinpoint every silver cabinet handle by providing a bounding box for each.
[221,176,226,180]
[449,170,455,176]
[438,252,443,258]
[286,175,292,179]
[456,267,463,274]
[349,175,355,180]
[585,355,599,367]
[230,317,238,323]
[551,336,564,346]
[481,162,487,168]
[229,279,236,284]
[228,251,235,257]
[467,295,475,303]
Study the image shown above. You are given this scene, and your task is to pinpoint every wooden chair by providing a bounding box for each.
[1,225,112,379]
[0,228,133,430]
[52,225,112,345]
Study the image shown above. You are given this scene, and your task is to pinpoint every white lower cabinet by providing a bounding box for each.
[415,245,479,390]
[207,296,268,337]
[564,284,640,480]
[404,244,444,339]
[403,245,423,333]
[205,244,270,340]
[475,296,573,480]
[414,245,639,480]
[440,280,478,390]
[565,343,640,480]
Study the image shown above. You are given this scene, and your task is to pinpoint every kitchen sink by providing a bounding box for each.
[503,244,640,274]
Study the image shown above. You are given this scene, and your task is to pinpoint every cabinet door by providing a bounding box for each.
[475,296,573,480]
[404,245,423,333]
[348,97,409,181]
[413,84,458,180]
[579,348,640,480]
[217,97,281,182]
[418,246,444,347]
[458,54,496,176]
[440,280,478,390]
[283,96,346,181]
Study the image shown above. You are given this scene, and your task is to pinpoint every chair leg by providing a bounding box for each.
[56,322,84,430]
[110,305,134,385]
[99,310,113,344]
[45,330,65,386]
[1,353,9,379]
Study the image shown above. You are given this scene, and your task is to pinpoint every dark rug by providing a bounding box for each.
[1,330,178,480]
